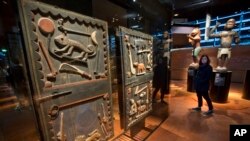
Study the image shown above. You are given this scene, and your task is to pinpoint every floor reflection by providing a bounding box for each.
[147,80,250,141]
[0,75,39,141]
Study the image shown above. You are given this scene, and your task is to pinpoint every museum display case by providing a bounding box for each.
[18,0,113,140]
[1,0,250,140]
[115,26,154,130]
[172,9,250,102]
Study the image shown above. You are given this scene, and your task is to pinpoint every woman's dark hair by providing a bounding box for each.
[199,54,210,65]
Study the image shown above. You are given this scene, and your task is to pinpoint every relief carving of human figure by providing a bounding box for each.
[187,27,202,68]
[208,18,240,71]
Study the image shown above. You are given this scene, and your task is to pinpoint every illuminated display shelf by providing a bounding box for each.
[188,10,250,47]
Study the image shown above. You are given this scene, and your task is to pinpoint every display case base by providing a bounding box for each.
[187,67,198,92]
[243,70,250,100]
[165,68,171,94]
[210,70,232,103]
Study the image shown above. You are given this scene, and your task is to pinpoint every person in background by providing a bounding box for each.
[152,31,172,103]
[162,31,172,68]
[191,54,214,116]
[11,58,26,110]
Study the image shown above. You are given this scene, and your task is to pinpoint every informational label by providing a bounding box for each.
[214,73,225,86]
[188,69,194,76]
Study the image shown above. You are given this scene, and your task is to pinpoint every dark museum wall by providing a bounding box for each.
[92,0,127,27]
[171,46,250,83]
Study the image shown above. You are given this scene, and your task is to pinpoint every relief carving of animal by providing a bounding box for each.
[54,34,96,61]
[133,62,146,74]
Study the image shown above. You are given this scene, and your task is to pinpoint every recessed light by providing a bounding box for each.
[2,0,7,4]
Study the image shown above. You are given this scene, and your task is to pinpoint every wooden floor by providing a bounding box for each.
[0,81,40,141]
[146,81,250,141]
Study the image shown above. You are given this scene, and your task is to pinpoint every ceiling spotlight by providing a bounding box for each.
[174,13,179,17]
[133,0,136,2]
[2,0,7,4]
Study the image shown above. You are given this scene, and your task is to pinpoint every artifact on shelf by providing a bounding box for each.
[187,27,202,69]
[208,18,240,71]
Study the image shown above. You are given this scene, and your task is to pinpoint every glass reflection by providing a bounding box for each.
[0,1,40,140]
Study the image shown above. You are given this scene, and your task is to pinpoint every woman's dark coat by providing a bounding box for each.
[195,64,212,92]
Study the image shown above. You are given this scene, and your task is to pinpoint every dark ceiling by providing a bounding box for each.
[18,0,250,35]
[109,0,249,22]
[1,0,248,35]
[106,0,249,33]
[159,0,250,20]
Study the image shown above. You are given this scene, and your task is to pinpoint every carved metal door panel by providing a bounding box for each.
[116,26,153,130]
[18,0,113,140]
